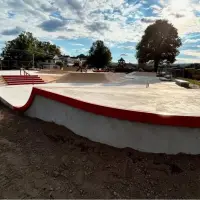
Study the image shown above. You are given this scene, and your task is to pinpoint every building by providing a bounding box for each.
[38,59,58,69]
[39,55,87,69]
[53,55,85,67]
[53,55,62,63]
[66,57,80,66]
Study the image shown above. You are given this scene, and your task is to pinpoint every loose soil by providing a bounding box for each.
[0,103,200,198]
[38,75,60,83]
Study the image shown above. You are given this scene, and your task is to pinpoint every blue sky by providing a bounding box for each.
[0,0,200,63]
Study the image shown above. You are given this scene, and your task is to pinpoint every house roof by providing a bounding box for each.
[118,57,125,62]
[53,55,59,60]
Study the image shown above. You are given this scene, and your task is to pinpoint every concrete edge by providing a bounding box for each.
[8,87,200,128]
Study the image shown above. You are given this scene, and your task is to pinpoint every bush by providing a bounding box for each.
[184,68,195,79]
[184,68,200,80]
[56,61,63,68]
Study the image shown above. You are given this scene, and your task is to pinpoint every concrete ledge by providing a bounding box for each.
[175,79,190,88]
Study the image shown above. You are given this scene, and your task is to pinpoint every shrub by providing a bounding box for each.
[184,68,195,79]
[56,61,64,68]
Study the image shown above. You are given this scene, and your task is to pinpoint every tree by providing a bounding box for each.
[2,32,36,64]
[136,20,182,72]
[2,31,61,68]
[77,54,87,59]
[56,61,63,68]
[87,40,112,68]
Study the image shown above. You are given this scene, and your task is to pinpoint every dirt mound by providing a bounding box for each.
[37,69,67,74]
[38,75,60,83]
[1,104,200,198]
[56,72,122,83]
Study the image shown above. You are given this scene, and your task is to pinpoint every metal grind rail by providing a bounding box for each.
[20,68,35,85]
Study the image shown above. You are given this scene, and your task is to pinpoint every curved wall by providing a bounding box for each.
[13,88,200,128]
[13,87,200,155]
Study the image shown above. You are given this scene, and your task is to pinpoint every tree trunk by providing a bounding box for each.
[154,60,159,72]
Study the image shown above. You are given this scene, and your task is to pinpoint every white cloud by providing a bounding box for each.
[0,0,199,64]
[159,0,166,6]
[151,5,162,10]
[176,57,200,63]
[81,48,89,53]
[117,45,136,50]
[181,50,200,57]
[60,47,69,55]
[0,0,147,45]
[71,43,84,46]
[184,38,200,44]
[153,0,200,37]
[150,4,162,14]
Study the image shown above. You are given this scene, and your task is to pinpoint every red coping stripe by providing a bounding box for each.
[13,87,200,128]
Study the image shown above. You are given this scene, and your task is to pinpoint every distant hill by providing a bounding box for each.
[171,63,200,69]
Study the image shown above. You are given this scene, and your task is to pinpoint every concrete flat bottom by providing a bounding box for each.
[0,81,200,116]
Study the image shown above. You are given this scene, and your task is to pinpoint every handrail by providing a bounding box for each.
[20,67,34,85]
[20,67,30,76]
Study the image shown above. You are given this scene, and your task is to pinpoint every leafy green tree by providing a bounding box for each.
[56,61,63,68]
[136,20,182,72]
[35,41,61,61]
[77,54,87,59]
[87,40,112,68]
[2,32,36,62]
[2,31,61,68]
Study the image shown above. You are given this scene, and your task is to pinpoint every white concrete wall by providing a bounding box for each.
[25,95,200,155]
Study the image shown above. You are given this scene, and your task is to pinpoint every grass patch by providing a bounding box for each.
[177,78,200,86]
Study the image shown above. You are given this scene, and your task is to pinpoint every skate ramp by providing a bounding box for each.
[1,85,200,154]
[7,87,200,154]
[56,72,123,83]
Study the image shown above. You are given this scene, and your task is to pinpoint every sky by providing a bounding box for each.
[0,0,200,63]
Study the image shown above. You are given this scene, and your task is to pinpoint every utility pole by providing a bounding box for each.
[33,53,34,68]
[32,43,36,68]
[0,57,2,70]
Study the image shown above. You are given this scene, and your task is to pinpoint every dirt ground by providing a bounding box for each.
[0,104,200,198]
[38,75,60,83]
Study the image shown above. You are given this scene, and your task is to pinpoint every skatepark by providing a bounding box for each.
[1,69,200,198]
[0,70,200,154]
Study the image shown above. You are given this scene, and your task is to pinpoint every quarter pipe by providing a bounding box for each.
[56,72,124,83]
